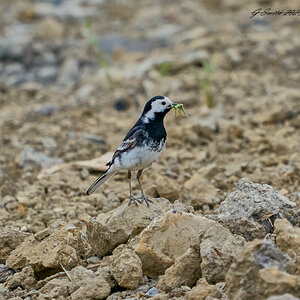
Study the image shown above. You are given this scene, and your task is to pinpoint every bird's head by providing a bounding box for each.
[141,96,177,123]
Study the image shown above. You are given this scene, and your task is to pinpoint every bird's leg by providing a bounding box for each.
[137,169,153,207]
[127,170,140,206]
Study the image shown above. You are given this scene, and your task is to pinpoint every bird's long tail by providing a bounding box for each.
[86,170,116,195]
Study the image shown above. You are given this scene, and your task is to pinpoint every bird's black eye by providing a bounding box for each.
[161,101,166,105]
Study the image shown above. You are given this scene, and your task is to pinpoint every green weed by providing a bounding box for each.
[156,61,174,76]
[192,54,219,108]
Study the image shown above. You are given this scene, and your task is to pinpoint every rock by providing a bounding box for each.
[95,266,117,290]
[16,184,45,208]
[257,268,300,299]
[37,66,58,83]
[3,296,22,300]
[76,84,95,100]
[152,294,169,300]
[146,287,159,297]
[86,256,100,264]
[186,278,218,300]
[254,239,290,270]
[157,246,201,291]
[35,18,64,40]
[98,35,152,54]
[220,217,266,241]
[274,219,300,276]
[0,23,33,61]
[290,115,300,129]
[6,221,91,277]
[32,104,59,117]
[39,277,71,299]
[253,105,294,124]
[180,174,220,209]
[114,97,130,111]
[146,24,181,43]
[226,124,243,141]
[20,82,42,96]
[70,266,111,300]
[0,226,29,263]
[5,266,36,290]
[17,145,63,169]
[87,198,174,256]
[200,223,245,283]
[156,177,180,202]
[35,1,97,19]
[218,178,296,233]
[226,239,291,300]
[97,55,174,81]
[111,248,142,290]
[58,58,79,87]
[42,137,57,151]
[1,196,18,213]
[35,51,57,66]
[266,294,300,300]
[82,134,105,145]
[224,48,242,65]
[0,284,8,299]
[2,63,26,86]
[0,265,14,283]
[134,211,215,278]
[181,49,209,66]
[274,219,300,258]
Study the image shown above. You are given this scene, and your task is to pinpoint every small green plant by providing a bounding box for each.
[192,54,219,108]
[81,21,118,89]
[156,61,173,76]
[81,21,108,68]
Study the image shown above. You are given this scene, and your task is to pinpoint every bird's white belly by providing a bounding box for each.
[120,146,162,170]
[111,137,165,171]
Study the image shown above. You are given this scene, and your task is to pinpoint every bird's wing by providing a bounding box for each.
[106,126,144,167]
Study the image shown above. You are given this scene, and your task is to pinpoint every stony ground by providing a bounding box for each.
[0,0,300,299]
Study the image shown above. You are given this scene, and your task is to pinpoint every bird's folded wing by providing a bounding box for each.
[106,126,143,167]
[117,138,136,151]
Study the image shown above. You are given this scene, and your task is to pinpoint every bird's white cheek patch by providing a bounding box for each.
[143,109,156,122]
[143,103,165,122]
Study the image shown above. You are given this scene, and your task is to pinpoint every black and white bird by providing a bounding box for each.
[86,95,177,207]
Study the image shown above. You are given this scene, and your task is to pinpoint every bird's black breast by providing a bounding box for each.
[140,120,166,150]
[146,122,166,140]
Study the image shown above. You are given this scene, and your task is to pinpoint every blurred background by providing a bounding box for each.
[0,0,299,230]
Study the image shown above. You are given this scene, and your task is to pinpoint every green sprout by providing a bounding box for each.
[156,61,173,76]
[81,21,108,68]
[192,54,219,108]
[81,21,118,90]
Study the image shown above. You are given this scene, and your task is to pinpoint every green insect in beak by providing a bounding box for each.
[171,103,188,118]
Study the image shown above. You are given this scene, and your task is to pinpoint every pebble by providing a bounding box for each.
[0,264,15,283]
[82,133,105,144]
[114,97,129,111]
[87,256,100,264]
[58,58,79,87]
[146,287,159,297]
[37,66,58,83]
[33,104,60,116]
[17,145,63,169]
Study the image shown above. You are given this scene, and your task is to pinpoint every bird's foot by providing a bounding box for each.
[138,195,153,207]
[128,196,142,206]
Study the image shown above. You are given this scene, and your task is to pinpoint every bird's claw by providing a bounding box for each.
[138,195,153,207]
[128,196,142,206]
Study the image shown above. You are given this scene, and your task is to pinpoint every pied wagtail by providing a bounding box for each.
[86,95,178,207]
